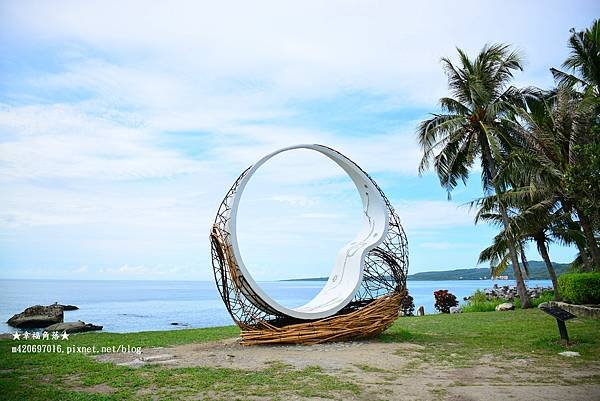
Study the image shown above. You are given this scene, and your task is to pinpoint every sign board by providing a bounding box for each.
[539,306,576,322]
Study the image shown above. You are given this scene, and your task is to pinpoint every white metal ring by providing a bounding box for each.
[227,144,389,319]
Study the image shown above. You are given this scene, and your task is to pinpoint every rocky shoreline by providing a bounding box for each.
[6,302,102,334]
[463,284,553,301]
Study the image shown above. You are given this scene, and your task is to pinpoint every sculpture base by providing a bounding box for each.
[239,292,404,346]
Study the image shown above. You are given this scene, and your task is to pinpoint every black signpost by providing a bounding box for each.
[539,305,577,343]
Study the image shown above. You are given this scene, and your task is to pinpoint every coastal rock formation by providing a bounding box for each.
[495,302,515,311]
[52,302,79,311]
[7,305,64,328]
[463,284,552,302]
[45,320,103,333]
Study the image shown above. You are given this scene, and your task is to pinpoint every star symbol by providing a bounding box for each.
[61,331,70,340]
[12,332,21,340]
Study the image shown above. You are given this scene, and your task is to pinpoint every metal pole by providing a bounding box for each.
[557,319,569,343]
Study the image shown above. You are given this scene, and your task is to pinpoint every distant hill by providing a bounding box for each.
[407,261,571,281]
[281,261,572,281]
[283,277,328,282]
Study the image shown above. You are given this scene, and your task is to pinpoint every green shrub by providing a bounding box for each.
[531,289,555,307]
[462,289,556,312]
[462,289,506,313]
[558,273,600,304]
[512,289,556,308]
[401,294,415,316]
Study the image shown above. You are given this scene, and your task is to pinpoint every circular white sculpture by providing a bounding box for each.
[228,144,389,319]
[210,143,408,337]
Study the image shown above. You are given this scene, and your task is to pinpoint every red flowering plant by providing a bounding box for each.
[434,289,458,313]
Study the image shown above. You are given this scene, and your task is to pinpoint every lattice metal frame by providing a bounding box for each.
[210,145,408,330]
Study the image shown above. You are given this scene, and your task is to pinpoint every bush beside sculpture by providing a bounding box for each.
[400,294,415,316]
[558,273,600,305]
[434,290,458,313]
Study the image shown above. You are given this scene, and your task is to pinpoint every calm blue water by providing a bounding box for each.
[0,279,552,333]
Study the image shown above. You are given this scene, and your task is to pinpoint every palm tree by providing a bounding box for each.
[549,20,600,267]
[551,19,600,95]
[475,195,562,300]
[417,44,536,308]
[511,87,600,268]
[553,218,593,271]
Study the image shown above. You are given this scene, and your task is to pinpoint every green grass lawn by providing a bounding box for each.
[1,309,599,400]
[382,309,600,369]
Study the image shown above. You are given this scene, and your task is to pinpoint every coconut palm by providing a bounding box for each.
[553,218,594,270]
[550,20,600,267]
[509,87,600,268]
[551,19,600,95]
[475,194,563,300]
[417,44,537,308]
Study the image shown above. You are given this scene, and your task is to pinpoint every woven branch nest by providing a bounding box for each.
[238,291,405,345]
[211,224,405,345]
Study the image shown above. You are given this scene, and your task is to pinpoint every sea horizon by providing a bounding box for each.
[0,278,553,334]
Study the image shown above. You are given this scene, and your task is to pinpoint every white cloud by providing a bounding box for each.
[0,104,210,181]
[301,213,344,219]
[3,0,593,105]
[0,0,589,279]
[420,242,454,251]
[395,200,475,231]
[74,265,89,273]
[266,195,318,207]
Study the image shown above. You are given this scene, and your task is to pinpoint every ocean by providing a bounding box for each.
[0,279,552,333]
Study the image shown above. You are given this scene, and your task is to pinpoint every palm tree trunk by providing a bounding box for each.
[519,242,530,278]
[579,246,593,272]
[498,204,531,307]
[535,237,560,301]
[575,207,600,269]
[480,136,531,308]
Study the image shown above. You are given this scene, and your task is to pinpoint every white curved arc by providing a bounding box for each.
[228,144,389,320]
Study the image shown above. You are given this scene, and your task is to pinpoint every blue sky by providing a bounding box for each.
[0,1,598,281]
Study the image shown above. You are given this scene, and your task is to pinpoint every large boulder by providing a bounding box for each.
[450,306,462,314]
[7,305,64,328]
[52,302,79,311]
[495,302,515,312]
[45,321,102,333]
[416,305,425,316]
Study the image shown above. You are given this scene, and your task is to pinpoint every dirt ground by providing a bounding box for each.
[96,338,600,401]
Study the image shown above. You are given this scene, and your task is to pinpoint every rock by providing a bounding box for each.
[117,358,146,368]
[416,306,425,316]
[7,305,64,328]
[538,302,550,309]
[142,354,174,362]
[450,306,462,314]
[495,302,515,312]
[52,302,79,311]
[45,320,102,333]
[558,351,580,357]
[476,285,553,303]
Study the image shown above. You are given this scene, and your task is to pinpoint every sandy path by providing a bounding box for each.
[95,338,600,401]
